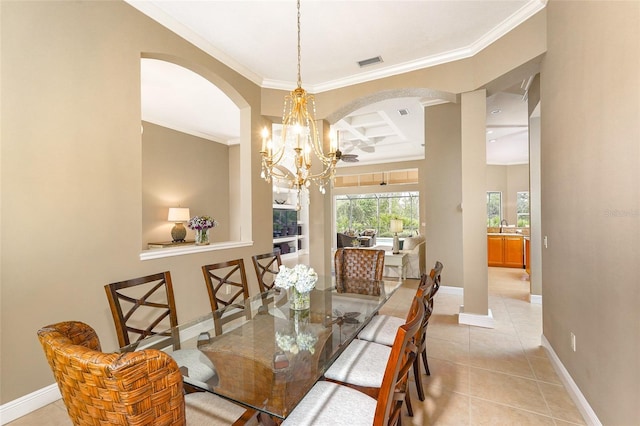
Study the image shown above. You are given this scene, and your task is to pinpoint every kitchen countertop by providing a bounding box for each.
[487,233,524,237]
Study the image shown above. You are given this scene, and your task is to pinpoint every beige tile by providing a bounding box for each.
[538,382,586,425]
[553,419,587,426]
[428,336,470,366]
[520,336,547,358]
[470,327,522,349]
[470,398,555,425]
[422,357,470,394]
[468,347,535,378]
[428,320,470,345]
[7,401,71,426]
[405,386,470,426]
[469,368,550,415]
[528,355,562,384]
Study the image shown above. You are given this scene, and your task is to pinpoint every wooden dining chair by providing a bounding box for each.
[281,295,424,425]
[429,260,444,306]
[356,273,436,402]
[37,321,247,426]
[202,259,251,335]
[322,286,428,415]
[334,248,385,286]
[104,271,179,349]
[104,272,219,387]
[251,250,282,293]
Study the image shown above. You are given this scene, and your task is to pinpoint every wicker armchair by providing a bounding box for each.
[37,321,247,426]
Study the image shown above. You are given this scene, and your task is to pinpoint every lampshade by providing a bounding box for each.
[168,207,190,223]
[389,219,403,234]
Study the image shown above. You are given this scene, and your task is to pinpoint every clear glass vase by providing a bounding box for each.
[289,287,311,311]
[194,228,210,245]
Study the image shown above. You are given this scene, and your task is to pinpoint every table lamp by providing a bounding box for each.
[389,219,403,254]
[168,207,190,242]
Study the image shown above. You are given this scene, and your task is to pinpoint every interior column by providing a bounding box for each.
[459,89,493,327]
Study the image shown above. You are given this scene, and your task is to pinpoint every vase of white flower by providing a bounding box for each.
[188,215,217,246]
[274,264,318,311]
[289,287,311,311]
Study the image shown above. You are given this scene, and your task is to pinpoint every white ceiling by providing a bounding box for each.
[134,0,545,166]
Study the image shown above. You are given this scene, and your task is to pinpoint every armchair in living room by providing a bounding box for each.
[359,229,377,247]
[337,232,357,248]
[401,235,426,278]
[383,234,426,279]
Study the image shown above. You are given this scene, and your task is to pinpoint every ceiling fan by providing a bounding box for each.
[336,132,359,162]
[339,152,359,163]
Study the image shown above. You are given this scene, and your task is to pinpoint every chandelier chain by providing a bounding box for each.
[297,0,302,88]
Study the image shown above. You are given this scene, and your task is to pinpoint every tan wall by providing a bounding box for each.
[0,0,269,403]
[541,1,639,424]
[141,122,231,246]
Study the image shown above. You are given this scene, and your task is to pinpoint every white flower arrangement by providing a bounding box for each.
[274,264,318,293]
[275,330,318,355]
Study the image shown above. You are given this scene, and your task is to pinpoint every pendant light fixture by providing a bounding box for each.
[260,0,339,209]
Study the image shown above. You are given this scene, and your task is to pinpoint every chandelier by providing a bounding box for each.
[260,0,340,206]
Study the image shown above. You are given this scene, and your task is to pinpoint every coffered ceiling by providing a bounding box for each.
[134,0,545,166]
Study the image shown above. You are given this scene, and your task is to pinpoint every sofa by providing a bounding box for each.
[337,230,377,248]
[378,234,426,279]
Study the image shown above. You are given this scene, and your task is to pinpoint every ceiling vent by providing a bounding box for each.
[357,56,383,68]
[398,108,410,116]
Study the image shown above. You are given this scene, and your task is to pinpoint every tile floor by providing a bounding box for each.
[8,267,585,425]
[388,267,585,425]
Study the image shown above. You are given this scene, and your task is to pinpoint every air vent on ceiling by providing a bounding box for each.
[357,56,383,68]
[398,108,410,116]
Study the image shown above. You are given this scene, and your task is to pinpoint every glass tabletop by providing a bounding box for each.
[122,276,402,419]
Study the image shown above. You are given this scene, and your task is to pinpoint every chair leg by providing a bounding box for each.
[404,393,414,417]
[421,348,430,376]
[412,355,425,401]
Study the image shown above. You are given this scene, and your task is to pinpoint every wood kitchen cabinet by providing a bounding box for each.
[525,237,530,274]
[487,235,524,268]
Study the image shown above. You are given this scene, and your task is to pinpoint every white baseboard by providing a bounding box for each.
[0,384,61,425]
[541,335,602,426]
[458,306,495,328]
[530,294,542,304]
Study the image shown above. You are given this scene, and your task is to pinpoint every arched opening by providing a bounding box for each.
[139,55,252,258]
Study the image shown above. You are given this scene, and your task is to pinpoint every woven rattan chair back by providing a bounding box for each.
[37,321,186,426]
[334,248,385,288]
[104,271,179,350]
[202,259,251,335]
[374,296,424,425]
[251,250,283,293]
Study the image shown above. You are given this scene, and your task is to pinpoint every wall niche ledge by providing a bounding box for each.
[140,240,253,261]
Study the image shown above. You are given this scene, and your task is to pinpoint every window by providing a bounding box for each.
[487,191,502,227]
[335,192,419,237]
[516,191,530,227]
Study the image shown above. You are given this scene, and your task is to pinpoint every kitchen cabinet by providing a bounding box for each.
[525,237,530,274]
[487,234,524,268]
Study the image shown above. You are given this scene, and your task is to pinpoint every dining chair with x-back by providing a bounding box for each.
[251,250,283,293]
[201,259,251,336]
[104,271,219,388]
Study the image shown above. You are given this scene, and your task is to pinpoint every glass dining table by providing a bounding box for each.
[122,276,402,421]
